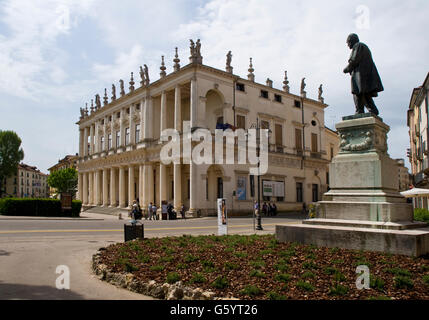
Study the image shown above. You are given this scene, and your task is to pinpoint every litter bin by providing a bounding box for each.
[124,223,144,242]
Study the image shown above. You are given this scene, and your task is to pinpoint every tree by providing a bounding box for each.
[47,167,78,196]
[0,130,24,197]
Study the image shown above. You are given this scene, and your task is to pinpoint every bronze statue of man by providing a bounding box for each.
[343,33,383,116]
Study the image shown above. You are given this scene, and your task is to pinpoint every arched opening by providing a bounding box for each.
[205,90,225,131]
[206,165,225,210]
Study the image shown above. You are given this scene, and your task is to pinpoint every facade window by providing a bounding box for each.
[108,134,112,149]
[295,128,303,152]
[275,124,283,148]
[311,133,318,153]
[274,94,282,103]
[136,104,140,111]
[187,179,190,200]
[296,182,303,203]
[294,100,301,108]
[217,177,223,199]
[312,184,319,202]
[260,90,269,99]
[116,131,120,147]
[330,146,334,160]
[236,115,246,129]
[261,120,269,130]
[125,127,130,145]
[100,136,105,151]
[206,178,209,200]
[236,83,245,92]
[135,124,140,143]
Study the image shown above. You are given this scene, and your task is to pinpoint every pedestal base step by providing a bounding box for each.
[302,218,427,230]
[275,223,429,256]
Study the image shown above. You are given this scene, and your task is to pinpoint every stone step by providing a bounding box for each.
[302,218,427,230]
[85,206,130,216]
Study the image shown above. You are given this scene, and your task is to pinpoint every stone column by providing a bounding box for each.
[102,168,109,206]
[89,124,94,155]
[160,91,167,135]
[189,162,197,215]
[111,114,116,149]
[143,96,153,140]
[88,171,94,205]
[129,104,135,147]
[83,127,89,156]
[94,120,99,154]
[147,163,154,204]
[82,172,88,205]
[198,96,207,128]
[159,163,167,208]
[109,167,117,207]
[120,109,125,148]
[77,172,83,201]
[139,98,145,142]
[103,117,108,152]
[190,77,198,128]
[142,164,148,207]
[128,165,135,207]
[79,129,83,157]
[174,85,182,132]
[95,170,102,205]
[139,165,144,206]
[119,166,126,208]
[174,163,182,211]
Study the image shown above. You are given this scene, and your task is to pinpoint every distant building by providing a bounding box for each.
[48,154,79,197]
[395,159,411,192]
[407,72,429,188]
[1,163,49,198]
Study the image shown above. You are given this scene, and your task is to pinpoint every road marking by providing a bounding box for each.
[0,222,298,235]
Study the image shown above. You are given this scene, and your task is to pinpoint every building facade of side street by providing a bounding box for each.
[76,41,340,216]
[48,154,79,197]
[1,163,49,198]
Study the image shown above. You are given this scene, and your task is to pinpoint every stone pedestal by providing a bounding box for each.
[276,113,429,256]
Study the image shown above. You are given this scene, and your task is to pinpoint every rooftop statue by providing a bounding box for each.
[226,51,232,67]
[343,33,384,116]
[144,64,150,85]
[119,79,125,97]
[139,66,145,86]
[111,84,116,101]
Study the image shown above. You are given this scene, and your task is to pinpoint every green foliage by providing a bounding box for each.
[422,274,429,285]
[71,200,82,217]
[384,267,411,277]
[190,272,206,284]
[249,269,266,278]
[296,280,314,292]
[266,291,286,300]
[367,295,391,300]
[0,130,24,197]
[176,263,188,269]
[394,276,414,289]
[137,254,150,263]
[275,273,292,283]
[159,255,174,263]
[211,276,228,289]
[414,208,429,223]
[259,249,274,256]
[224,262,238,270]
[234,252,248,258]
[115,258,138,272]
[149,265,165,272]
[329,284,349,296]
[302,261,318,270]
[166,272,181,284]
[241,285,261,297]
[370,276,385,291]
[249,260,265,269]
[302,271,316,279]
[184,254,199,263]
[47,168,78,195]
[0,198,81,217]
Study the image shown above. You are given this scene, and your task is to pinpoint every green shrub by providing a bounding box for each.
[71,200,82,217]
[249,260,265,269]
[249,270,266,278]
[302,271,315,279]
[190,273,206,284]
[224,262,239,270]
[166,272,181,284]
[211,276,228,289]
[0,198,81,217]
[394,276,414,289]
[422,274,429,285]
[303,261,318,270]
[370,276,385,291]
[241,285,261,297]
[275,273,292,283]
[384,267,411,277]
[296,280,314,292]
[184,254,199,263]
[266,291,286,300]
[414,208,429,223]
[329,284,349,296]
[150,265,165,272]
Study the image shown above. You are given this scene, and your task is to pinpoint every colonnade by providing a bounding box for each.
[78,163,184,211]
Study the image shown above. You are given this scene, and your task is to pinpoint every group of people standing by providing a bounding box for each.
[130,199,186,221]
[261,202,277,216]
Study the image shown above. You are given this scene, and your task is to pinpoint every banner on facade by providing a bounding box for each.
[236,176,247,200]
[217,198,227,236]
[262,181,285,197]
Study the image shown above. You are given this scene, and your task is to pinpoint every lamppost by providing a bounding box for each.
[248,118,271,231]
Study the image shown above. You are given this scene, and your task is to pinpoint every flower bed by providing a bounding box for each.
[93,234,429,300]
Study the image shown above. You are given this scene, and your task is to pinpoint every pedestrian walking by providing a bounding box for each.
[180,204,186,219]
[148,202,153,220]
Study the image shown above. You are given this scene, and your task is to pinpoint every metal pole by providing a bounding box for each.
[256,118,263,230]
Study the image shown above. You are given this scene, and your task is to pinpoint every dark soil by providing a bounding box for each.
[97,234,429,300]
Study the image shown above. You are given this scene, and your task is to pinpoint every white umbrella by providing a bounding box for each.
[400,188,429,198]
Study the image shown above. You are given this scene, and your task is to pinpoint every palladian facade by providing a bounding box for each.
[76,41,339,216]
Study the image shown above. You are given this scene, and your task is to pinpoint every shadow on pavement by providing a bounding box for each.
[0,250,11,256]
[0,281,85,300]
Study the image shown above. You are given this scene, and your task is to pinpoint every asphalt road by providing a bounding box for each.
[0,213,303,300]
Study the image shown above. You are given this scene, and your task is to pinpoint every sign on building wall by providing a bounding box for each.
[262,180,285,197]
[217,198,227,236]
[236,176,247,200]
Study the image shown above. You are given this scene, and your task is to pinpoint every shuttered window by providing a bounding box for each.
[295,128,302,151]
[311,133,318,152]
[275,124,283,146]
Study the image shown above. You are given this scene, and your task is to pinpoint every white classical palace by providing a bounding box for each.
[76,41,339,216]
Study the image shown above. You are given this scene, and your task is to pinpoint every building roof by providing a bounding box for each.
[48,154,78,171]
[18,163,46,175]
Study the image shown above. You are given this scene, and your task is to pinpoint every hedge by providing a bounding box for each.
[0,198,82,217]
[414,208,429,223]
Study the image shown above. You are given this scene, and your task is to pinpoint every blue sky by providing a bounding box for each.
[0,0,428,173]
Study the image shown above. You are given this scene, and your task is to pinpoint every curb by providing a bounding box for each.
[92,246,238,300]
